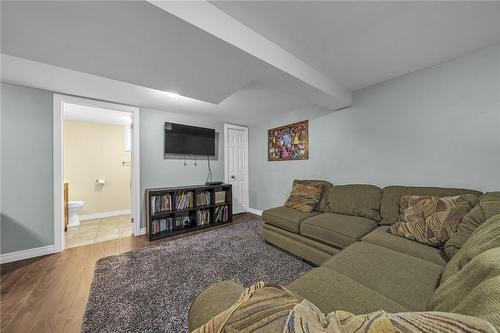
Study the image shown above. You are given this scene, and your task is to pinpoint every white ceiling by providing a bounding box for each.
[0,0,269,104]
[2,1,500,125]
[64,103,131,126]
[212,1,500,91]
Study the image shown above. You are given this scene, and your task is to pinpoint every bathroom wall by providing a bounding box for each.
[64,120,131,216]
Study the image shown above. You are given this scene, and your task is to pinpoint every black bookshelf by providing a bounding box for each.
[145,184,232,241]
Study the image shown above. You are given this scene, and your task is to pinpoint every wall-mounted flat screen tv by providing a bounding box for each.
[164,122,215,156]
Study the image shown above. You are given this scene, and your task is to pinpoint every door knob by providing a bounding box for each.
[231,175,236,179]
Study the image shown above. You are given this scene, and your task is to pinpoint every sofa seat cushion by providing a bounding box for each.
[322,242,443,310]
[287,267,408,314]
[300,213,377,248]
[362,226,448,266]
[262,206,320,233]
[262,223,340,266]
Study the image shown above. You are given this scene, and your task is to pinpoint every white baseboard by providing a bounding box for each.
[80,209,131,221]
[247,207,262,216]
[137,227,147,236]
[0,245,58,264]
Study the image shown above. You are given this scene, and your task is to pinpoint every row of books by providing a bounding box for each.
[177,191,194,210]
[197,209,210,226]
[214,205,229,223]
[151,216,192,234]
[151,190,229,215]
[150,194,173,214]
[196,191,211,206]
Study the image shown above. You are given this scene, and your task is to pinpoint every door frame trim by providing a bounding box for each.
[53,94,141,253]
[223,123,249,213]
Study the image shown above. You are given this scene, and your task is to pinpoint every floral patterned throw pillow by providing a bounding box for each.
[389,194,479,247]
[284,183,322,212]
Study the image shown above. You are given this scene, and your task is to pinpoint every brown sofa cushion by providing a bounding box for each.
[361,226,448,266]
[440,213,500,284]
[193,280,496,333]
[428,247,500,331]
[327,184,382,221]
[188,281,243,331]
[287,267,408,314]
[444,192,500,259]
[380,186,482,226]
[322,242,443,311]
[262,206,320,233]
[389,194,478,247]
[284,182,322,212]
[293,179,333,212]
[300,213,377,249]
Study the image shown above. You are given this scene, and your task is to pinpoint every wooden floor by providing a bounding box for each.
[0,216,249,333]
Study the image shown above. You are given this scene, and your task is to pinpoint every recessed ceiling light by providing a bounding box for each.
[160,90,215,106]
[164,91,181,99]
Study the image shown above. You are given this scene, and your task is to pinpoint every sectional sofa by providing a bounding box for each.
[188,183,500,332]
[261,183,483,266]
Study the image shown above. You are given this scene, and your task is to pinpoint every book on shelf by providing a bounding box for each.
[176,191,194,210]
[151,217,172,234]
[151,216,191,234]
[175,216,191,229]
[196,191,211,206]
[214,191,226,204]
[214,205,229,223]
[197,209,210,226]
[150,193,173,214]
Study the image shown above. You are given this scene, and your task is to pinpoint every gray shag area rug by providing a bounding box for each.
[82,215,311,333]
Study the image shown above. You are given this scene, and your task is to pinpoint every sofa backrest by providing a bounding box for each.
[444,192,500,258]
[380,186,483,226]
[428,247,500,329]
[440,213,500,284]
[428,247,500,330]
[327,184,382,221]
[427,214,500,330]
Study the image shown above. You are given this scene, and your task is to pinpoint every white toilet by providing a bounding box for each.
[68,201,85,228]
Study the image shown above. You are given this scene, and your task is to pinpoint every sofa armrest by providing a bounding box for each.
[188,281,244,332]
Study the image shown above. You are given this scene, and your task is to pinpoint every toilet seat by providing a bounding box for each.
[69,200,84,208]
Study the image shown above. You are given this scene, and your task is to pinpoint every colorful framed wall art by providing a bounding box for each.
[268,120,309,161]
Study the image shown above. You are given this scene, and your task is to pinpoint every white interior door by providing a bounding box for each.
[224,124,248,214]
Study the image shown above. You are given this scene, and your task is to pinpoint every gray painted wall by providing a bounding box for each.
[140,108,225,227]
[249,45,500,211]
[0,84,225,253]
[2,44,499,252]
[1,83,54,254]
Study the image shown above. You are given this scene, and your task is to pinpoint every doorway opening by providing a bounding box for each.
[54,95,140,251]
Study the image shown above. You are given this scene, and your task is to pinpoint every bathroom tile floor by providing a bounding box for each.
[65,214,132,248]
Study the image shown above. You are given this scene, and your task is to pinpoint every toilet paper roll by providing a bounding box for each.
[96,178,106,185]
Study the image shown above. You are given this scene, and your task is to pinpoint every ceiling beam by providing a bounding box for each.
[146,0,352,110]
